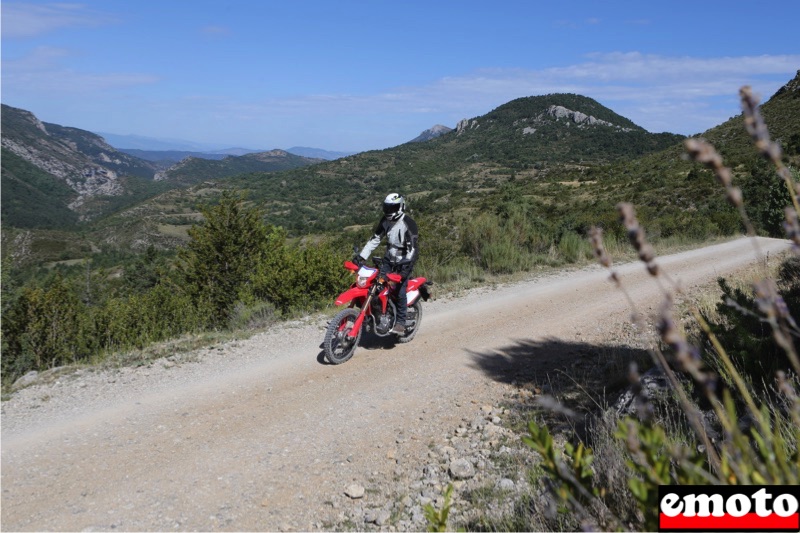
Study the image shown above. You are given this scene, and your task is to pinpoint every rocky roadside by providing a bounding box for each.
[317,386,549,532]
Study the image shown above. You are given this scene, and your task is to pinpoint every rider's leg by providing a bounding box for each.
[391,262,413,334]
[395,276,409,326]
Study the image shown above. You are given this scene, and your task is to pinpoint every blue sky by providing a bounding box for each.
[2,1,799,152]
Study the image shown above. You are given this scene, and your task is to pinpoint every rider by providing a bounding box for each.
[354,193,419,335]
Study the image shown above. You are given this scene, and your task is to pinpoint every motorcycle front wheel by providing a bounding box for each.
[323,308,362,364]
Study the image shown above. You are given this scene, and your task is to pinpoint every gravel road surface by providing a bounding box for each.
[1,237,790,531]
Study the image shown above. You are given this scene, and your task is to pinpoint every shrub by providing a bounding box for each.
[177,191,278,326]
[253,239,348,313]
[96,282,208,352]
[1,274,93,378]
[742,158,797,236]
[706,260,800,386]
[557,231,590,263]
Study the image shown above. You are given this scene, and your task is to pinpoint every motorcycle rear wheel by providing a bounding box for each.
[323,308,362,364]
[396,300,423,344]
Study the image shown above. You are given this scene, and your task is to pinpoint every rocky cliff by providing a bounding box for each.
[1,104,157,212]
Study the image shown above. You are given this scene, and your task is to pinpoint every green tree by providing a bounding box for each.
[122,245,166,294]
[742,158,795,236]
[177,191,276,326]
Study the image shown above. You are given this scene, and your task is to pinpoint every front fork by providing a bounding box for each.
[347,282,382,338]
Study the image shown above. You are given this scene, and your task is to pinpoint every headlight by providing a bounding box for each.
[357,276,368,288]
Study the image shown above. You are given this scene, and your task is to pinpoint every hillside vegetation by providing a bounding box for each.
[2,73,799,387]
[0,105,325,228]
[157,150,324,186]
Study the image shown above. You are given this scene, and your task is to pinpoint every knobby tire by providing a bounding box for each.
[323,308,362,364]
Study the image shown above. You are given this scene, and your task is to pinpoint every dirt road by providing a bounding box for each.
[1,237,790,531]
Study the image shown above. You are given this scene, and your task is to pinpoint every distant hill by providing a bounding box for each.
[499,71,800,241]
[154,149,325,186]
[118,149,234,166]
[286,146,356,160]
[409,124,453,143]
[112,92,688,239]
[96,132,228,152]
[8,75,798,266]
[0,105,325,229]
[121,147,353,166]
[450,93,684,165]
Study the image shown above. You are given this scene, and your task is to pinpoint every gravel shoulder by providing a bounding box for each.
[1,237,791,531]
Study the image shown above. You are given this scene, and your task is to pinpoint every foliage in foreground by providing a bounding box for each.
[423,84,800,532]
[1,191,347,384]
[521,87,800,532]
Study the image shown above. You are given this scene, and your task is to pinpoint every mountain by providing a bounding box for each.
[9,77,798,267]
[510,71,800,241]
[100,132,352,161]
[410,124,453,143]
[153,149,324,185]
[102,93,687,240]
[0,105,325,230]
[1,149,80,228]
[96,132,229,152]
[286,146,356,160]
[121,147,345,166]
[447,93,684,165]
[116,149,231,166]
[1,104,162,226]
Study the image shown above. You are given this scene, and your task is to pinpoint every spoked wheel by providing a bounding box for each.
[396,301,423,344]
[323,308,362,364]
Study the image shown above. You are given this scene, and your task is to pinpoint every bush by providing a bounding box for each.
[97,282,208,352]
[2,274,94,378]
[557,231,591,263]
[705,260,800,386]
[742,158,797,236]
[253,239,348,313]
[177,191,280,326]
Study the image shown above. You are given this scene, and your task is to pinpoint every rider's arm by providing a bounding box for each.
[403,217,419,264]
[358,220,386,260]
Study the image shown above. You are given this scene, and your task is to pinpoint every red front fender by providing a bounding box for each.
[335,286,368,306]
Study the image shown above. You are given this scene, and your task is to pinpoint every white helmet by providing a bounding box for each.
[382,193,405,221]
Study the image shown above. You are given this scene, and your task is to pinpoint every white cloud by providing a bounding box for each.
[377,53,800,133]
[125,52,799,146]
[1,2,115,38]
[162,52,797,142]
[3,46,159,94]
[6,48,796,149]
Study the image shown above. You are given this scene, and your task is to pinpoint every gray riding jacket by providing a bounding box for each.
[359,214,419,265]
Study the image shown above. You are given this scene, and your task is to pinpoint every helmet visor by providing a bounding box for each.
[383,202,401,216]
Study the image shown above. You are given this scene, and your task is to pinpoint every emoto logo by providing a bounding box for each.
[658,486,800,532]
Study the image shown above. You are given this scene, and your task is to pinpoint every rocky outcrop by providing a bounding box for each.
[774,69,800,96]
[456,119,479,135]
[410,124,453,143]
[511,105,636,137]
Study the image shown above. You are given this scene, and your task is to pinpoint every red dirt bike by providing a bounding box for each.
[322,258,432,364]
